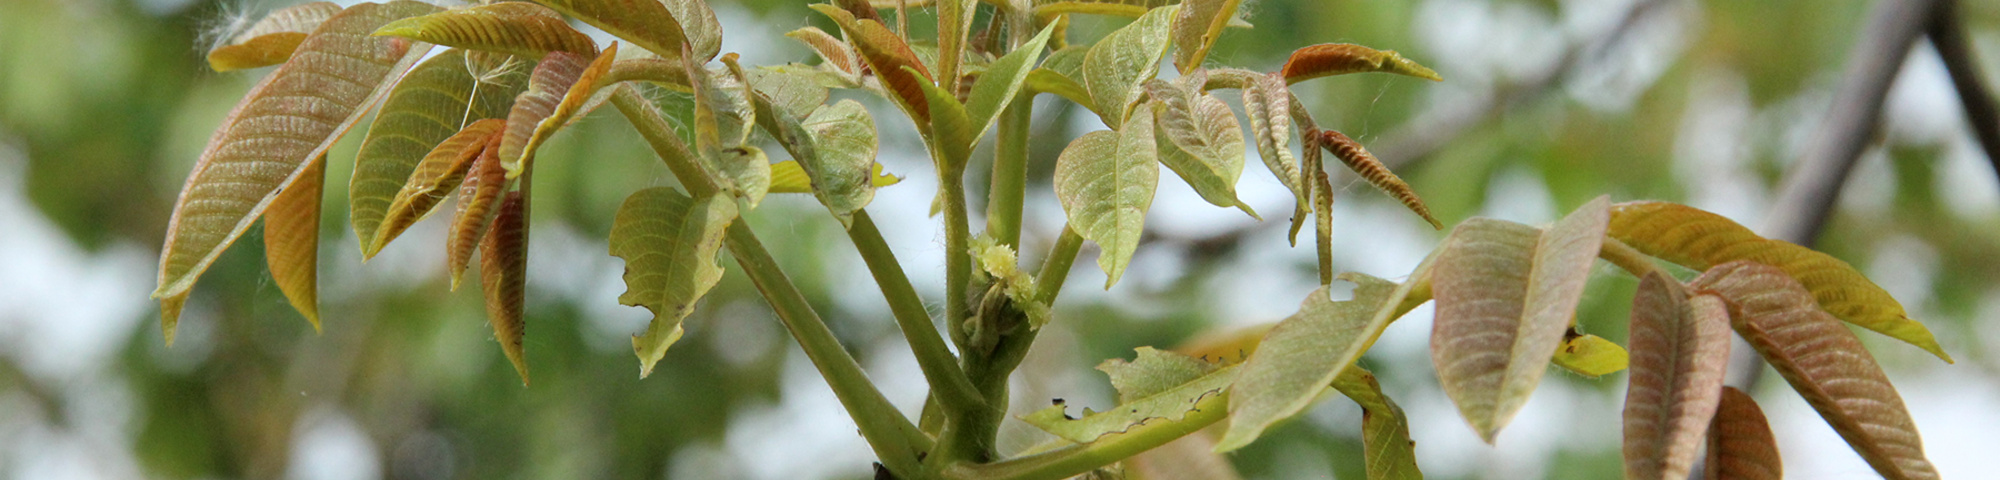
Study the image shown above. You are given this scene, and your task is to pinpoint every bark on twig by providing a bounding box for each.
[1929,0,2000,178]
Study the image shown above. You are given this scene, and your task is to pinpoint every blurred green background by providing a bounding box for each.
[3,0,1999,478]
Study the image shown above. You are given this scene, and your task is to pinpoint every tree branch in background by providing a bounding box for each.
[1929,0,2000,178]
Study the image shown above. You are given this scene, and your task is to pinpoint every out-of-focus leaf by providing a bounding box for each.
[936,0,973,93]
[448,133,508,288]
[798,100,883,218]
[207,2,342,71]
[531,0,695,62]
[769,160,900,194]
[264,155,325,330]
[1430,197,1609,442]
[1330,367,1423,480]
[1606,201,1950,362]
[373,2,597,58]
[609,188,739,377]
[159,293,189,347]
[1218,272,1402,451]
[659,0,722,62]
[500,45,620,177]
[1044,45,1090,82]
[965,23,1056,134]
[1125,432,1244,480]
[1054,106,1159,287]
[371,120,506,256]
[1551,332,1628,377]
[154,1,441,310]
[1026,68,1099,117]
[1692,261,1937,480]
[1082,5,1177,127]
[1023,351,1237,443]
[787,27,861,76]
[1174,323,1275,365]
[1241,73,1307,242]
[1147,77,1253,217]
[1280,43,1442,84]
[1033,1,1180,21]
[1707,387,1782,480]
[1622,272,1731,480]
[811,5,933,123]
[708,146,772,209]
[1169,0,1242,74]
[353,50,526,257]
[1319,130,1441,229]
[1101,347,1221,402]
[479,191,530,385]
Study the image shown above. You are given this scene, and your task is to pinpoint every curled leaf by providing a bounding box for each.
[353,50,526,257]
[448,133,509,288]
[500,44,620,177]
[479,191,530,385]
[1621,273,1731,480]
[372,120,507,256]
[1170,0,1244,74]
[709,146,773,209]
[1331,367,1423,480]
[787,27,861,76]
[1081,5,1178,127]
[1241,73,1308,243]
[1430,197,1609,442]
[1053,106,1159,288]
[1319,130,1441,229]
[206,2,342,71]
[1706,387,1782,480]
[799,100,885,218]
[1281,43,1443,84]
[811,4,933,123]
[610,189,739,377]
[264,155,326,330]
[1147,79,1254,217]
[1693,261,1937,480]
[373,2,597,58]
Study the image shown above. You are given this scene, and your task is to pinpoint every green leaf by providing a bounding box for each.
[692,55,757,157]
[1707,387,1783,480]
[1043,45,1090,83]
[499,45,620,177]
[610,188,739,377]
[746,67,832,121]
[353,50,527,257]
[154,1,441,311]
[1146,77,1253,217]
[1551,332,1628,377]
[913,66,976,172]
[479,191,531,385]
[799,100,884,219]
[531,0,696,62]
[1429,196,1610,442]
[1281,43,1443,84]
[1240,72,1308,240]
[769,160,899,194]
[448,133,509,289]
[368,119,507,259]
[1101,346,1221,402]
[206,2,342,71]
[659,0,722,62]
[811,4,933,124]
[1606,201,1950,362]
[263,155,325,331]
[1026,68,1099,118]
[1318,130,1441,229]
[965,23,1058,131]
[1054,105,1159,288]
[708,146,773,209]
[1082,5,1178,127]
[1023,351,1237,443]
[1692,261,1937,480]
[1169,0,1243,74]
[1622,272,1731,480]
[1218,272,1404,451]
[1330,367,1423,480]
[373,2,598,59]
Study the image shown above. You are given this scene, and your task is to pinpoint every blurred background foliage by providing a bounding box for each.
[2,0,1999,479]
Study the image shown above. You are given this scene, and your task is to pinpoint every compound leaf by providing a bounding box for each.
[1622,273,1731,480]
[610,188,739,377]
[811,5,933,123]
[500,44,620,177]
[1147,78,1253,217]
[371,119,505,257]
[447,133,508,289]
[786,27,861,76]
[353,50,526,257]
[531,0,695,62]
[1241,73,1308,240]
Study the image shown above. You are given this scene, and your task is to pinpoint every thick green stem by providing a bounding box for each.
[985,97,1034,248]
[850,210,987,415]
[612,89,932,477]
[943,392,1230,480]
[1035,227,1085,304]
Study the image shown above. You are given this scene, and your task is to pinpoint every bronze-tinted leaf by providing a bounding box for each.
[659,0,722,62]
[1706,386,1782,480]
[1622,273,1731,480]
[610,189,738,377]
[1240,73,1308,241]
[1147,78,1253,217]
[691,53,756,155]
[1281,43,1442,84]
[479,191,530,385]
[811,4,932,123]
[1331,367,1423,480]
[264,155,326,330]
[371,119,506,256]
[499,45,620,177]
[448,132,509,289]
[1693,261,1937,480]
[532,0,695,62]
[1430,197,1609,442]
[207,2,343,71]
[786,27,862,76]
[1319,130,1441,229]
[1169,0,1243,74]
[155,1,441,314]
[373,2,597,58]
[353,50,526,257]
[1607,201,1949,362]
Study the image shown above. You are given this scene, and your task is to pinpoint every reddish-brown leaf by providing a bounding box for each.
[1706,387,1782,480]
[499,45,619,176]
[810,4,932,123]
[372,2,597,58]
[448,132,509,289]
[480,191,530,385]
[532,0,696,62]
[373,119,506,255]
[1622,272,1731,480]
[207,2,343,71]
[786,27,861,76]
[264,155,326,331]
[1281,43,1442,84]
[1319,130,1441,229]
[1694,261,1937,480]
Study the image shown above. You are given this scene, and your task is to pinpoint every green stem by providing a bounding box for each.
[943,392,1230,480]
[850,210,987,415]
[613,89,933,477]
[985,97,1034,248]
[1598,236,1668,279]
[1035,227,1085,304]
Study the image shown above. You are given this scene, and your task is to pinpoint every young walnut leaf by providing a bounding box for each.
[1607,201,1949,362]
[1707,387,1782,480]
[708,146,773,209]
[1621,272,1731,480]
[373,2,597,59]
[1281,43,1443,84]
[1240,73,1309,242]
[1693,261,1937,480]
[1550,332,1629,377]
[1430,197,1609,442]
[746,67,832,120]
[479,191,530,385]
[155,1,441,310]
[786,27,861,77]
[1330,367,1423,480]
[1219,272,1409,452]
[206,2,342,71]
[530,0,698,62]
[1082,5,1178,127]
[1103,347,1221,402]
[1054,105,1159,288]
[913,66,978,173]
[353,50,526,257]
[1147,78,1254,217]
[768,160,899,194]
[1026,68,1100,119]
[798,100,885,219]
[964,23,1058,136]
[1169,0,1244,74]
[658,0,722,62]
[610,188,739,377]
[371,120,506,256]
[810,5,933,124]
[1319,130,1442,229]
[263,155,326,330]
[448,133,509,289]
[1023,350,1238,443]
